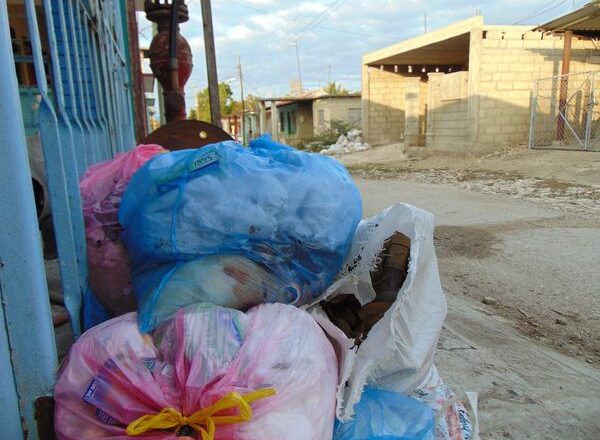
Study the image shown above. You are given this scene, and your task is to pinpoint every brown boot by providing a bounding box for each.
[371,232,410,302]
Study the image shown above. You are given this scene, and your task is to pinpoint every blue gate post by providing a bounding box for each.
[24,0,86,337]
[0,0,58,438]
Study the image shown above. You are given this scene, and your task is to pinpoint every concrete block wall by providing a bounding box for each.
[477,30,599,146]
[426,71,469,150]
[362,66,408,145]
[418,80,429,145]
[312,96,362,134]
[404,77,422,146]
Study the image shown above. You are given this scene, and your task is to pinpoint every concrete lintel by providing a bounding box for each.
[363,16,484,65]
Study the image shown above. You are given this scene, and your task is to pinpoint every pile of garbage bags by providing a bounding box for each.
[58,134,476,439]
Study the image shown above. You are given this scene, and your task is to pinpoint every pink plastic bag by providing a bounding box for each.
[80,145,165,317]
[54,303,338,439]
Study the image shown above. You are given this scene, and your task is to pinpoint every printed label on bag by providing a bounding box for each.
[95,408,121,426]
[155,149,220,189]
[82,379,121,425]
[83,378,99,401]
[189,150,219,173]
[143,358,156,372]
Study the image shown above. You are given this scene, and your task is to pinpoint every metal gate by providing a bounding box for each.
[0,0,136,438]
[529,71,600,151]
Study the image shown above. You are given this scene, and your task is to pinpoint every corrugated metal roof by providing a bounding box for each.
[534,1,600,33]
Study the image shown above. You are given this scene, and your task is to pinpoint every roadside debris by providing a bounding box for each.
[320,129,371,155]
[57,136,477,440]
[482,296,497,306]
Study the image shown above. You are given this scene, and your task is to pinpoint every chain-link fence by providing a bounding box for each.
[530,71,600,151]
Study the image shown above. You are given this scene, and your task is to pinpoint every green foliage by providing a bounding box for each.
[324,81,350,96]
[295,118,357,152]
[244,94,261,112]
[188,87,262,123]
[315,118,356,145]
[189,83,235,123]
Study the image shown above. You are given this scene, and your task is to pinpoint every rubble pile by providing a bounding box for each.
[320,129,371,155]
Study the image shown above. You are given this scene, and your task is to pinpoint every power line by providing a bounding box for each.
[187,0,360,87]
[235,0,348,79]
[229,0,400,39]
[511,0,569,25]
[290,0,349,42]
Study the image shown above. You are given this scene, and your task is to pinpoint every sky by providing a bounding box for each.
[137,0,588,111]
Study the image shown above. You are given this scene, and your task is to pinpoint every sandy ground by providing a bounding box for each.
[342,143,600,187]
[347,144,600,439]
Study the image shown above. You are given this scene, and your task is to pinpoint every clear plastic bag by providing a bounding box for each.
[333,387,435,440]
[80,144,165,320]
[119,136,362,332]
[135,255,297,331]
[54,303,338,440]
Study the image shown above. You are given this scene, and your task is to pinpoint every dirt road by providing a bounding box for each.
[354,173,600,439]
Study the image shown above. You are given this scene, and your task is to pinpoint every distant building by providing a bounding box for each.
[361,16,600,152]
[222,111,259,143]
[258,89,362,145]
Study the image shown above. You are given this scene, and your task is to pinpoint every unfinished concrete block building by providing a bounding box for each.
[361,16,599,152]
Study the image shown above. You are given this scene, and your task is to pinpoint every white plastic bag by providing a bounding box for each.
[306,204,447,420]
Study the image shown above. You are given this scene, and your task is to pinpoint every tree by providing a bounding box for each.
[189,82,235,123]
[324,81,350,96]
[244,94,261,113]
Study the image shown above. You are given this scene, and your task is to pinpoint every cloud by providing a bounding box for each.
[246,0,276,5]
[221,24,255,42]
[158,0,587,105]
[188,36,205,52]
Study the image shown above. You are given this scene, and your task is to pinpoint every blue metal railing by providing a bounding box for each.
[0,0,136,437]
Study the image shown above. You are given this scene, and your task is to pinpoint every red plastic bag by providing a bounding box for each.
[80,145,165,317]
[54,303,338,439]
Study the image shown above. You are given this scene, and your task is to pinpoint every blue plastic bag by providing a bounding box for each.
[83,287,110,331]
[119,136,362,331]
[333,387,435,440]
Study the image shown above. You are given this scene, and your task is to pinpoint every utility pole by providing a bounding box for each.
[238,54,246,145]
[424,12,427,34]
[201,0,222,127]
[290,41,302,93]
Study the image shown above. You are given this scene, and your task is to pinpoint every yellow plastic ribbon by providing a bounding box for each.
[126,388,276,439]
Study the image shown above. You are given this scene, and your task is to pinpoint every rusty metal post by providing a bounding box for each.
[145,0,192,122]
[557,31,572,141]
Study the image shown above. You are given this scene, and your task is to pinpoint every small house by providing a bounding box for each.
[257,90,362,145]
